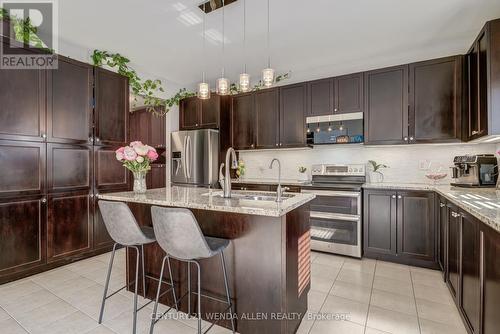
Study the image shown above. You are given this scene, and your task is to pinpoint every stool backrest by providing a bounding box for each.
[151,206,212,260]
[98,200,151,246]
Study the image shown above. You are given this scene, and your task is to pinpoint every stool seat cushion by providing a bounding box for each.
[205,237,230,255]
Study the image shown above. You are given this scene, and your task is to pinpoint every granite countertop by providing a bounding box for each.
[232,178,311,186]
[363,183,500,232]
[98,186,315,218]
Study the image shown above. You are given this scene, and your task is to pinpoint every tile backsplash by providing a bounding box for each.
[238,143,499,184]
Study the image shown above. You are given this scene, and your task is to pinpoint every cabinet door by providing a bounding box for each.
[447,204,460,300]
[150,114,166,148]
[255,88,279,149]
[180,97,200,130]
[409,56,462,143]
[397,191,435,263]
[47,144,91,193]
[94,67,129,146]
[200,95,220,128]
[364,65,409,145]
[47,56,93,144]
[47,191,91,262]
[335,73,363,114]
[460,211,481,333]
[0,141,45,198]
[363,190,397,256]
[94,146,130,192]
[129,109,150,145]
[147,165,166,189]
[438,198,447,274]
[0,45,46,142]
[308,78,334,116]
[0,196,46,276]
[280,83,307,148]
[482,225,500,334]
[231,93,255,150]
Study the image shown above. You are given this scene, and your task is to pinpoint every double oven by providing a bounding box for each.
[302,164,365,258]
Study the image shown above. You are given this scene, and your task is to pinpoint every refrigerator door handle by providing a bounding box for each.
[186,135,192,179]
[182,135,188,179]
[208,132,212,184]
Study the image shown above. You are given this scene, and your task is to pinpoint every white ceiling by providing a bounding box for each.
[56,0,500,94]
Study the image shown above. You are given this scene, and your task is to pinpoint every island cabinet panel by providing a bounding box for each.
[0,57,46,142]
[446,203,460,300]
[255,88,279,149]
[0,196,45,278]
[364,65,409,145]
[94,67,129,146]
[94,146,130,192]
[336,73,363,114]
[46,56,93,144]
[47,191,91,262]
[482,225,500,334]
[0,141,45,198]
[409,56,462,143]
[363,190,397,256]
[307,78,334,116]
[280,83,307,148]
[437,197,447,275]
[397,191,435,263]
[47,144,92,193]
[231,92,255,150]
[460,211,481,334]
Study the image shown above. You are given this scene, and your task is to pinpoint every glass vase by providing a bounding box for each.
[133,171,147,194]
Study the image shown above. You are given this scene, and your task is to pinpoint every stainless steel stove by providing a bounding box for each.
[302,164,365,258]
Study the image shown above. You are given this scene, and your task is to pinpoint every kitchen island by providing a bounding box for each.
[99,186,315,334]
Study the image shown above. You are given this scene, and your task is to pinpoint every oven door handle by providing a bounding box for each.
[302,189,360,198]
[310,211,360,221]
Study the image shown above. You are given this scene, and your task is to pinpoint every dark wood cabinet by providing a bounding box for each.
[460,211,481,334]
[437,197,447,274]
[482,224,500,334]
[364,65,409,145]
[47,191,92,262]
[255,88,279,149]
[364,189,436,268]
[94,67,129,146]
[130,109,166,148]
[179,95,223,130]
[47,56,93,144]
[0,196,46,277]
[94,146,130,192]
[363,190,397,256]
[147,165,166,189]
[397,191,435,263]
[409,56,462,143]
[0,141,45,198]
[47,144,92,193]
[180,96,200,129]
[280,83,307,148]
[200,95,221,128]
[231,92,255,150]
[336,73,363,114]
[307,78,334,116]
[446,203,460,300]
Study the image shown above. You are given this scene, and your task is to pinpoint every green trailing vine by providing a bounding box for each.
[0,7,51,51]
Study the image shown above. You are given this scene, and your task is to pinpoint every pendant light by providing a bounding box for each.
[239,0,250,92]
[262,0,274,87]
[216,0,230,95]
[198,3,210,99]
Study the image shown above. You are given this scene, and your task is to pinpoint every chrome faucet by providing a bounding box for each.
[223,147,238,198]
[269,158,288,202]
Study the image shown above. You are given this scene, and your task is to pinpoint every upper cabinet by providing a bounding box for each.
[94,67,129,146]
[255,88,279,149]
[179,95,225,130]
[130,108,166,149]
[280,83,307,147]
[364,65,409,145]
[409,56,462,143]
[464,19,500,141]
[231,92,255,150]
[307,73,363,117]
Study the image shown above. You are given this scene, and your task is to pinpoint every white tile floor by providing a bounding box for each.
[0,249,467,334]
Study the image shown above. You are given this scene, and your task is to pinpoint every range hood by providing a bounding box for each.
[306,112,363,124]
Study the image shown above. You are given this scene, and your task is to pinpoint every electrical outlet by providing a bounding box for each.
[419,160,431,171]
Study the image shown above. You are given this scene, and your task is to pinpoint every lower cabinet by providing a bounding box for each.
[446,203,460,300]
[437,196,447,275]
[483,224,500,334]
[363,189,436,267]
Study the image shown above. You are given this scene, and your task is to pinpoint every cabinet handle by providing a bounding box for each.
[275,143,279,147]
[41,198,47,204]
[439,203,445,208]
[195,124,199,126]
[471,130,479,135]
[280,143,283,146]
[397,195,402,199]
[404,137,408,141]
[251,144,254,148]
[409,136,414,141]
[391,195,396,199]
[89,194,94,198]
[88,137,94,143]
[41,133,47,140]
[334,108,338,112]
[95,137,100,142]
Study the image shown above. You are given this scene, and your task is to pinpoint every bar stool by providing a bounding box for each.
[149,206,235,334]
[97,200,177,334]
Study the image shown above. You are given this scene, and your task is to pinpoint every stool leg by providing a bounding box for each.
[149,255,167,334]
[141,244,146,297]
[99,243,118,324]
[221,253,235,333]
[194,261,202,334]
[132,246,140,334]
[166,256,178,311]
[187,261,191,317]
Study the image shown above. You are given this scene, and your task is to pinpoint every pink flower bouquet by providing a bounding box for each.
[115,141,159,173]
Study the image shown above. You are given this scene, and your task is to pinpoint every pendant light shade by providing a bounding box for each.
[262,68,275,88]
[216,77,230,95]
[239,73,250,92]
[198,81,210,99]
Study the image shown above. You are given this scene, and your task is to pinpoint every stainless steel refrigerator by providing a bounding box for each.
[171,129,219,187]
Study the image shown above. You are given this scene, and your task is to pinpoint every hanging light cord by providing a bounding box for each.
[222,0,225,77]
[267,0,271,68]
[202,3,206,82]
[243,0,246,73]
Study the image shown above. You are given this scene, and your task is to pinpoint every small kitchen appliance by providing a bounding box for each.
[450,154,498,188]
